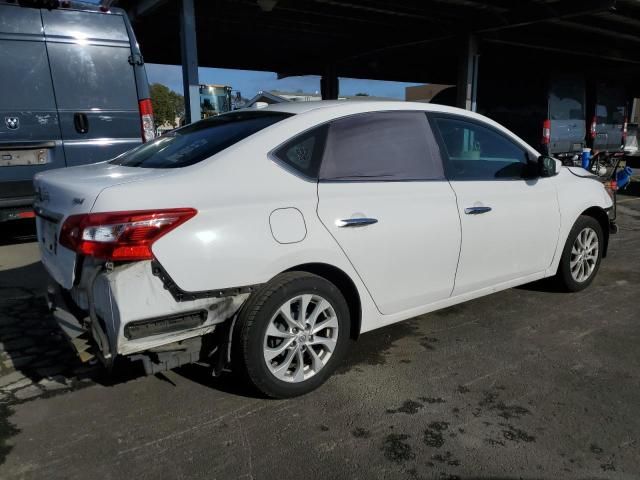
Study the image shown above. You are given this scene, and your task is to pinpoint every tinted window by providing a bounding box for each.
[111,111,292,168]
[273,125,328,179]
[549,76,585,120]
[596,86,626,124]
[320,112,443,181]
[433,117,528,180]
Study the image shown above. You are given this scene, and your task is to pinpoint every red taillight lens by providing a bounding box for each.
[604,180,618,201]
[590,116,597,140]
[59,209,197,261]
[541,119,551,145]
[139,98,155,143]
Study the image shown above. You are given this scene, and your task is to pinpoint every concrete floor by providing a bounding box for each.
[1,197,639,480]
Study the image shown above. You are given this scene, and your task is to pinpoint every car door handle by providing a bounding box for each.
[74,113,89,134]
[464,206,492,215]
[336,217,378,228]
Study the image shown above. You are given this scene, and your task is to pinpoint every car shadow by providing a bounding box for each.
[515,277,564,293]
[0,219,37,247]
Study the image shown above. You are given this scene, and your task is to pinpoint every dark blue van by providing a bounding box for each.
[0,1,154,222]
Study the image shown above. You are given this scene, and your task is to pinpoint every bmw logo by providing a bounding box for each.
[5,117,19,130]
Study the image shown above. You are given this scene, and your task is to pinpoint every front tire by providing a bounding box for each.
[232,272,351,398]
[556,215,604,292]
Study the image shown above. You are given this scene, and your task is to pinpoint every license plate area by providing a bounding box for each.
[0,148,50,167]
[41,219,58,255]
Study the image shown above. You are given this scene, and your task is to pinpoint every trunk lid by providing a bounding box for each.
[34,162,169,289]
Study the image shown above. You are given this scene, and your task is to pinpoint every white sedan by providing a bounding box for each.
[34,101,615,397]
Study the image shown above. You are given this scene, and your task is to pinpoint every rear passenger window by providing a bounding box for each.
[320,112,443,181]
[272,125,328,179]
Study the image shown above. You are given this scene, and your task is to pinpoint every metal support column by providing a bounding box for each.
[321,65,339,100]
[456,34,479,111]
[180,0,200,124]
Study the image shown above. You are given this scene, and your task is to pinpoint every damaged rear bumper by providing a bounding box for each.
[47,260,250,373]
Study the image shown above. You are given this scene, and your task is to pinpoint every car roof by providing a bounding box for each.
[254,99,470,117]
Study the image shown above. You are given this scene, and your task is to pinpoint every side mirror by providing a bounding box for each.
[538,155,557,177]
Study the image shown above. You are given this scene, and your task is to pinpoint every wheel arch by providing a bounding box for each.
[285,262,362,339]
[580,206,610,258]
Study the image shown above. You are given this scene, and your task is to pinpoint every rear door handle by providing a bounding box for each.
[464,206,492,215]
[336,217,378,228]
[74,113,89,134]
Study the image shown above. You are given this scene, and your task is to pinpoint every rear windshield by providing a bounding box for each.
[596,86,626,124]
[549,77,585,121]
[110,111,293,168]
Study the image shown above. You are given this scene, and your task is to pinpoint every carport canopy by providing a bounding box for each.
[107,0,640,122]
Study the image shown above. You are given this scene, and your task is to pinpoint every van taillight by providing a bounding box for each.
[59,209,197,261]
[542,119,551,145]
[139,99,155,143]
[590,116,597,140]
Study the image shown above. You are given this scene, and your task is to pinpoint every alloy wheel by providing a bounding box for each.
[263,294,339,383]
[570,227,599,283]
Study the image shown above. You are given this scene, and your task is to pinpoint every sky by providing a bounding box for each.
[146,64,422,100]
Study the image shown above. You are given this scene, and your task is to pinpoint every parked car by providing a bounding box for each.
[34,101,615,398]
[0,0,153,222]
[588,81,628,153]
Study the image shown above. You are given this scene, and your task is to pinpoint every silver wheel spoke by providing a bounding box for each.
[292,348,305,382]
[299,294,313,326]
[278,300,304,331]
[307,346,324,372]
[307,299,331,331]
[312,315,339,335]
[264,337,295,361]
[309,335,337,350]
[266,322,293,339]
[273,347,297,378]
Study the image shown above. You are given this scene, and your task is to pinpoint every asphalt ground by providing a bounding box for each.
[1,193,639,480]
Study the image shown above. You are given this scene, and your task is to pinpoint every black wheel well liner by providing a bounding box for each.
[285,263,362,339]
[580,206,610,257]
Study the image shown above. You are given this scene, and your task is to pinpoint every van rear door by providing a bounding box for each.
[0,4,65,211]
[593,84,626,152]
[42,8,142,167]
[548,75,586,155]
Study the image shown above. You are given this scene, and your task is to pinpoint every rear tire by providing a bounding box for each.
[556,215,603,292]
[232,271,351,398]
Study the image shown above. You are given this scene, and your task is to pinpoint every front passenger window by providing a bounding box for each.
[433,117,528,180]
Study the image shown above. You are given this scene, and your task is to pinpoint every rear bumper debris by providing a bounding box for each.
[46,260,250,373]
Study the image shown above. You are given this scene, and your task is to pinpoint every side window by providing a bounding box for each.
[273,125,328,179]
[432,117,528,180]
[319,112,444,181]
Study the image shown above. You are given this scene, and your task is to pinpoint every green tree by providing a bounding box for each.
[149,83,184,127]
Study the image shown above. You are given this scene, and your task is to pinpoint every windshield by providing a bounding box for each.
[111,111,293,168]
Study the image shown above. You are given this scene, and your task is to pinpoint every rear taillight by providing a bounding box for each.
[604,179,618,200]
[590,116,597,140]
[139,99,155,143]
[542,119,551,145]
[59,209,196,261]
